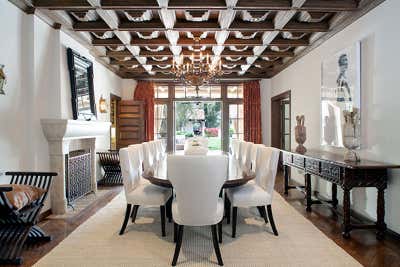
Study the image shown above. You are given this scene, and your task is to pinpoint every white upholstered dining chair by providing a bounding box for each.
[167,154,228,266]
[119,145,172,236]
[229,139,241,179]
[142,142,155,175]
[226,146,280,237]
[238,141,254,174]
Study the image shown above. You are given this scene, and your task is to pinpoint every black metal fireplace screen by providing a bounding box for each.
[65,150,92,205]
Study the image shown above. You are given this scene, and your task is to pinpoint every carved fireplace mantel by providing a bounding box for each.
[41,119,111,214]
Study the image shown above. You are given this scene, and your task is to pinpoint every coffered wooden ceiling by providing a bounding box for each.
[13,0,383,80]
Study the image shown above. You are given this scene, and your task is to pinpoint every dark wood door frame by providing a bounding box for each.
[271,90,291,150]
[110,94,121,150]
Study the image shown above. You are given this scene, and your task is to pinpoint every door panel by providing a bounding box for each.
[117,100,145,149]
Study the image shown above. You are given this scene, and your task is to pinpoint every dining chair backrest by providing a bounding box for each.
[142,142,154,174]
[150,141,160,162]
[156,140,165,158]
[255,146,280,202]
[167,155,228,226]
[240,141,253,173]
[119,145,143,196]
[250,144,264,172]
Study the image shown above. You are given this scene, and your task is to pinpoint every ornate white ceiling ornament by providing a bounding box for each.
[225,56,243,62]
[107,46,125,51]
[184,10,210,22]
[188,45,207,51]
[254,64,263,68]
[222,64,237,69]
[92,31,114,39]
[271,46,291,52]
[156,65,171,69]
[151,56,169,62]
[120,56,132,61]
[298,11,329,23]
[144,46,164,52]
[234,31,258,40]
[262,56,279,61]
[127,65,139,69]
[186,31,208,40]
[161,71,172,75]
[241,11,269,23]
[282,31,306,40]
[229,46,249,52]
[124,10,152,22]
[70,10,99,22]
[136,31,159,40]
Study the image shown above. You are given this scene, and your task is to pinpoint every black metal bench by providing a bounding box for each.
[97,151,123,186]
[0,171,57,265]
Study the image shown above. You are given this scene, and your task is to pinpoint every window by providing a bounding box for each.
[229,104,244,141]
[154,104,168,146]
[227,84,243,99]
[154,83,243,151]
[174,85,221,99]
[154,85,168,98]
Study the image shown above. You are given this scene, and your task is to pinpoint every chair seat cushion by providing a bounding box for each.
[0,184,46,210]
[125,183,171,206]
[172,198,224,226]
[227,181,271,207]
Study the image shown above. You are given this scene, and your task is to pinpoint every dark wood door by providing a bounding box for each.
[117,100,145,149]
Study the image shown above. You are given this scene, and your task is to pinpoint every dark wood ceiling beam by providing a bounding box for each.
[283,21,329,32]
[119,21,165,31]
[234,0,292,10]
[300,0,358,11]
[100,0,160,9]
[270,38,309,46]
[174,21,220,31]
[74,21,111,31]
[222,58,247,65]
[221,50,255,56]
[229,21,275,31]
[131,37,170,46]
[32,0,93,9]
[224,38,262,46]
[168,0,227,9]
[110,59,140,66]
[92,38,123,46]
[178,37,217,46]
[261,50,295,57]
[139,50,174,57]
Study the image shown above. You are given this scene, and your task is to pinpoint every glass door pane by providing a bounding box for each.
[174,101,222,151]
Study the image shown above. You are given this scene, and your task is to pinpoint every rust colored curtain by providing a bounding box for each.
[134,81,154,141]
[244,80,262,144]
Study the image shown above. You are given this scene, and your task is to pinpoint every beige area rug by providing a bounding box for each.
[34,192,361,267]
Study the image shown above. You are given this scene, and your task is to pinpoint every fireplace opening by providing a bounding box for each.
[65,149,92,207]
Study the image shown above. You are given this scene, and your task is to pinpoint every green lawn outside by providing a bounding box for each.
[208,137,222,150]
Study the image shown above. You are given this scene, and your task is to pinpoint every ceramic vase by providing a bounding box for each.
[342,108,361,162]
[295,115,307,154]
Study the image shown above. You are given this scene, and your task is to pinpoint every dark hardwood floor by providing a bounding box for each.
[6,173,400,267]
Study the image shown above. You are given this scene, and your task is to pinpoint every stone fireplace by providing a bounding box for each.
[41,119,111,215]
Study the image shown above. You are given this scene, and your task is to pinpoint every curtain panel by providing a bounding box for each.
[133,81,155,141]
[243,80,262,144]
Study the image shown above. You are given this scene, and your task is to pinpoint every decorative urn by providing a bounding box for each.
[0,64,6,95]
[342,108,361,162]
[295,115,307,154]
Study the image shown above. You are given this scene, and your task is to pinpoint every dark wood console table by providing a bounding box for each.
[281,149,400,239]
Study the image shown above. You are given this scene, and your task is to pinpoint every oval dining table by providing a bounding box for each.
[142,150,256,189]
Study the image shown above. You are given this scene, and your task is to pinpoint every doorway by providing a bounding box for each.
[174,101,222,151]
[109,93,121,150]
[271,91,291,162]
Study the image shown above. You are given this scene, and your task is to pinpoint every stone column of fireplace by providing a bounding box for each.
[41,119,111,215]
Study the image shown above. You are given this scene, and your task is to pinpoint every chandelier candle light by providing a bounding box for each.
[172,38,223,93]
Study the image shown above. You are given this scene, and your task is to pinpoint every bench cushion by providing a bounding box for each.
[0,185,46,210]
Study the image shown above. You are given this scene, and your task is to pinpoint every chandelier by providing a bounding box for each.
[172,38,224,93]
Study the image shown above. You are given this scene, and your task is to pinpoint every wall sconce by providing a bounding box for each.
[0,65,6,95]
[99,95,107,113]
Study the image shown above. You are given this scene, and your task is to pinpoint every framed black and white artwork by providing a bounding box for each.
[321,42,361,147]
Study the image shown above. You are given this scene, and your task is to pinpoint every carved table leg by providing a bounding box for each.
[376,187,386,240]
[305,173,312,212]
[331,184,338,209]
[342,187,351,239]
[284,165,289,195]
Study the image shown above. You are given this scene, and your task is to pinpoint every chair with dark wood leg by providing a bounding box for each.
[0,171,57,265]
[227,146,280,238]
[119,145,172,236]
[168,154,228,266]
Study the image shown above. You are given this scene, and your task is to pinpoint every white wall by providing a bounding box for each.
[0,1,136,196]
[263,0,400,233]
